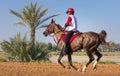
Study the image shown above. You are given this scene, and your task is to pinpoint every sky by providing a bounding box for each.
[0,0,120,44]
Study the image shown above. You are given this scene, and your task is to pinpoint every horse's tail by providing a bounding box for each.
[99,30,107,44]
[99,30,111,48]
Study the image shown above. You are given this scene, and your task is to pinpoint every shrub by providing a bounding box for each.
[0,57,7,62]
[29,42,50,61]
[0,33,50,62]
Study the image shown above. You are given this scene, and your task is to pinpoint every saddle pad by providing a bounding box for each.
[61,32,82,43]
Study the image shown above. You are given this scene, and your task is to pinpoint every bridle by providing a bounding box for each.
[47,23,64,45]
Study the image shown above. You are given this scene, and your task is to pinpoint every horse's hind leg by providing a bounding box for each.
[58,51,65,68]
[82,51,95,72]
[93,50,102,70]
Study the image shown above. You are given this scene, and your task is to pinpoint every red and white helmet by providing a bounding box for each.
[66,8,74,14]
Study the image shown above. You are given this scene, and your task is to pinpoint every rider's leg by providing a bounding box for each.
[63,31,74,54]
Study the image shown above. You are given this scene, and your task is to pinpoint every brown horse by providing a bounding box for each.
[43,19,110,72]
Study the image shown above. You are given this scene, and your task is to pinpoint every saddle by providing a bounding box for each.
[61,31,82,43]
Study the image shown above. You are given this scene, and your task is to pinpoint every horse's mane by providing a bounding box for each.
[56,24,64,31]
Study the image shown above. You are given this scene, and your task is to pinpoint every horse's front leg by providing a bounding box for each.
[58,51,65,68]
[67,53,77,71]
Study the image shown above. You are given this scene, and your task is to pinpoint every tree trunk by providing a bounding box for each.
[30,25,35,47]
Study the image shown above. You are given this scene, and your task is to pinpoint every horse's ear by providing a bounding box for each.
[51,19,55,23]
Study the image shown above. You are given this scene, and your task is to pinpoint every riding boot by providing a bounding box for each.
[63,31,74,55]
[63,45,73,55]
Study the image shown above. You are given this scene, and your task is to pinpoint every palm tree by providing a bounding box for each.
[10,2,58,47]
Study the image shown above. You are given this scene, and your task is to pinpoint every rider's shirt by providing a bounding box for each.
[65,15,77,32]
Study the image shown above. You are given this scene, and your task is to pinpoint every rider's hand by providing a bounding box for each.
[64,25,67,29]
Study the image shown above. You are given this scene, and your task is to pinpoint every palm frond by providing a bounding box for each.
[15,21,26,26]
[9,10,23,19]
[36,24,48,29]
[35,5,43,18]
[36,8,48,21]
[22,6,32,24]
[35,14,59,29]
[31,2,37,13]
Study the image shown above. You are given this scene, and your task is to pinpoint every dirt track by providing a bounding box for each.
[0,62,120,76]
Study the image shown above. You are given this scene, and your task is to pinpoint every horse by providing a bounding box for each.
[43,19,111,72]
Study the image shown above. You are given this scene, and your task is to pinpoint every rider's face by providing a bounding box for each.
[67,12,73,15]
[67,12,71,15]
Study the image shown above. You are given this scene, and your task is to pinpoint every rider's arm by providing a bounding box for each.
[65,16,72,27]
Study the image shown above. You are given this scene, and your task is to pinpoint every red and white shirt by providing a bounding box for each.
[65,15,77,31]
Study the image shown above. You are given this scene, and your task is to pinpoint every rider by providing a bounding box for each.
[63,8,78,55]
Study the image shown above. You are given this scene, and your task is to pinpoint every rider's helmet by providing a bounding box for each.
[66,8,74,14]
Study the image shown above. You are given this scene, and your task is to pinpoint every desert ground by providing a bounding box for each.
[0,62,120,76]
[0,53,120,76]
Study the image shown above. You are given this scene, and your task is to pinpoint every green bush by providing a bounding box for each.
[29,42,50,61]
[0,57,7,62]
[0,33,50,62]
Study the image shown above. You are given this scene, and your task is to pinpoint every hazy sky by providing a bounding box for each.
[0,0,120,44]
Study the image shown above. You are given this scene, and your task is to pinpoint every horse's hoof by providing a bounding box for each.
[62,66,66,68]
[93,67,97,71]
[82,66,87,73]
[77,68,82,72]
[65,66,71,69]
[94,69,97,72]
[93,66,97,70]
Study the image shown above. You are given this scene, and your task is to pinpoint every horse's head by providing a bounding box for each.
[43,19,56,36]
[43,19,65,37]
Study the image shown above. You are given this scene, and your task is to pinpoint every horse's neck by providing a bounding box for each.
[54,26,63,42]
[54,32,63,44]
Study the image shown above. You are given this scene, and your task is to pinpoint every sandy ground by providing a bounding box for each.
[0,62,120,76]
[0,55,119,76]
